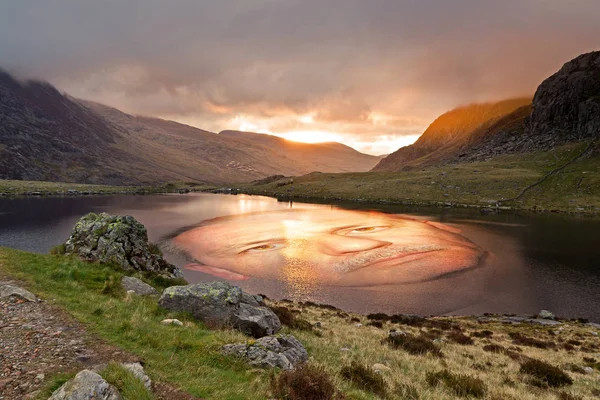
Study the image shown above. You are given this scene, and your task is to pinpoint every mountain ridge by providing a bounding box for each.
[0,72,380,185]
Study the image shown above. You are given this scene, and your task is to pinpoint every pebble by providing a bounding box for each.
[583,367,594,375]
[355,323,363,328]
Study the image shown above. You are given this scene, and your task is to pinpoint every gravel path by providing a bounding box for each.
[0,277,199,400]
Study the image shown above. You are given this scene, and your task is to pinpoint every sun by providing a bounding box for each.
[277,131,346,144]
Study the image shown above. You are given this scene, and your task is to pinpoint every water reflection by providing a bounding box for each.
[163,209,485,288]
[1,193,599,320]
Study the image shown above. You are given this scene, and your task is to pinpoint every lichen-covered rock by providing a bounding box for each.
[158,281,281,338]
[64,213,182,279]
[122,362,151,390]
[222,334,308,370]
[0,284,36,302]
[121,276,158,296]
[48,369,122,400]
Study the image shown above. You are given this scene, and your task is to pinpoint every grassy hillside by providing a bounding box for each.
[237,141,600,214]
[1,247,599,399]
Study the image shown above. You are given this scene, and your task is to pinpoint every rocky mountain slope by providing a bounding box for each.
[374,51,600,171]
[373,98,531,171]
[0,73,380,184]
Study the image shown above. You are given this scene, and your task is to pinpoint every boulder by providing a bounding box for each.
[0,284,36,302]
[64,213,182,279]
[48,370,121,400]
[121,276,158,296]
[158,281,281,338]
[222,334,308,370]
[121,362,151,390]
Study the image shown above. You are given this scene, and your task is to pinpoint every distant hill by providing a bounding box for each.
[374,50,600,172]
[0,71,380,185]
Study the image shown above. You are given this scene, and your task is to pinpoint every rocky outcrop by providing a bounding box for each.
[121,276,158,296]
[221,334,308,370]
[48,370,122,400]
[64,213,182,279]
[158,281,281,338]
[530,51,600,140]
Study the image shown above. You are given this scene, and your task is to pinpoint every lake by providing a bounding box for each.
[1,193,599,321]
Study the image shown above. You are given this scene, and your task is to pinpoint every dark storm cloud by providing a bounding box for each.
[1,0,599,153]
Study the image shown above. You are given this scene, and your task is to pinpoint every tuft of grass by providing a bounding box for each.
[426,369,486,398]
[519,359,573,388]
[470,330,493,338]
[148,243,163,256]
[100,362,155,400]
[36,372,76,399]
[366,320,384,329]
[557,391,583,400]
[271,306,314,331]
[339,361,387,398]
[385,333,443,358]
[271,364,341,400]
[101,274,126,298]
[394,382,420,399]
[50,243,67,256]
[482,344,506,354]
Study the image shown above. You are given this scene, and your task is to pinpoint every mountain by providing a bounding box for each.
[374,50,600,172]
[372,98,532,171]
[0,71,380,184]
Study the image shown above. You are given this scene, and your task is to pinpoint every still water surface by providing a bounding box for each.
[1,193,599,321]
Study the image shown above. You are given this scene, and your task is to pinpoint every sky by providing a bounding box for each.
[1,1,599,155]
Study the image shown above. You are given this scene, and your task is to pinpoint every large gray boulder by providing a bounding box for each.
[48,370,121,400]
[222,334,308,370]
[158,281,281,338]
[64,213,182,279]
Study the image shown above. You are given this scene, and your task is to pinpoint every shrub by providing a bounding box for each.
[350,317,361,323]
[340,361,387,397]
[447,332,474,345]
[426,369,486,398]
[519,359,573,388]
[271,365,340,400]
[471,330,493,338]
[385,333,443,357]
[271,306,313,331]
[509,332,554,349]
[394,382,419,399]
[366,321,384,329]
[482,344,506,354]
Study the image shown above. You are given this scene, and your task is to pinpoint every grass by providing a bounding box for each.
[101,362,155,400]
[1,247,600,399]
[235,142,600,214]
[0,179,214,197]
[426,369,487,398]
[339,361,387,397]
[519,359,573,388]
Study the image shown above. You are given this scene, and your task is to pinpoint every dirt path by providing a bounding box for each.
[0,276,199,400]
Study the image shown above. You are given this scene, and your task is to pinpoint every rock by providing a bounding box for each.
[122,362,151,389]
[587,322,600,329]
[160,319,183,326]
[63,213,182,279]
[121,276,158,296]
[372,364,391,373]
[583,367,594,375]
[158,281,281,338]
[538,310,556,320]
[355,323,363,328]
[0,284,36,302]
[340,347,351,352]
[530,51,600,140]
[221,334,308,370]
[48,370,122,400]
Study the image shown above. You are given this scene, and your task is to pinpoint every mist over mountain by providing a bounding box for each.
[0,71,380,185]
[373,51,600,172]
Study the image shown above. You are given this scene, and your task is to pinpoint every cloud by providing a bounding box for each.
[1,0,599,154]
